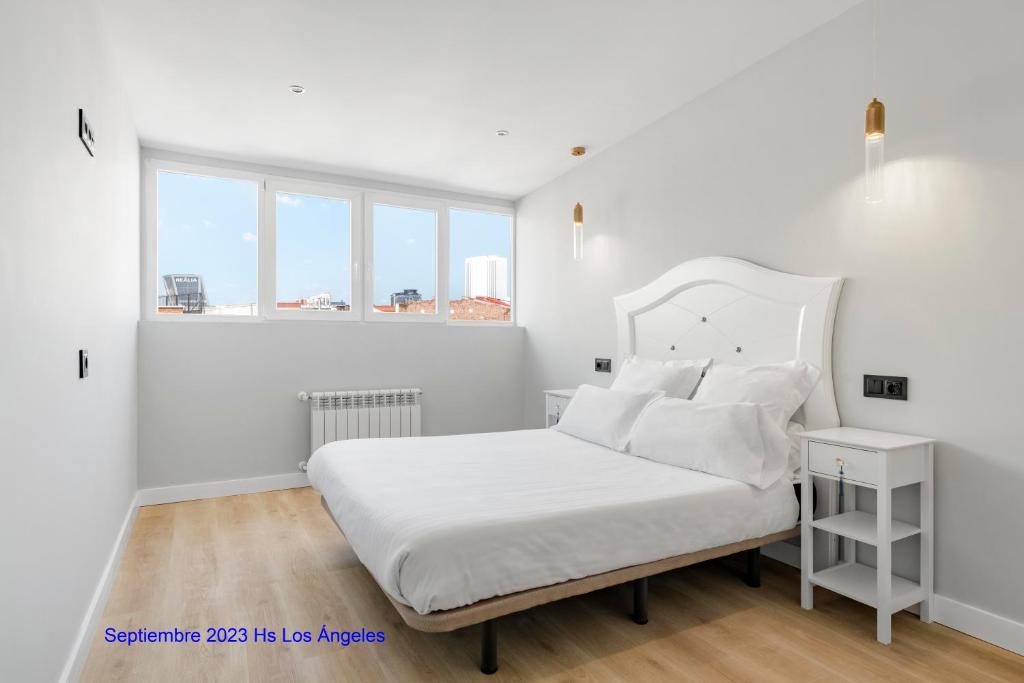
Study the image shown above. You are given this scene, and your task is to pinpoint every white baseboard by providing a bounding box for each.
[762,540,800,568]
[59,492,139,683]
[934,595,1024,656]
[763,542,1024,656]
[137,472,310,506]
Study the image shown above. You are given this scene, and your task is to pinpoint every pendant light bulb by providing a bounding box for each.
[572,202,584,261]
[865,97,885,203]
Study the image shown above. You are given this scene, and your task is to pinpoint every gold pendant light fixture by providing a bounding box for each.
[865,0,885,203]
[571,146,586,261]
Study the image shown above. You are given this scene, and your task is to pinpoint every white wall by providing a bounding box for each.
[0,1,140,680]
[139,322,523,487]
[516,0,1024,626]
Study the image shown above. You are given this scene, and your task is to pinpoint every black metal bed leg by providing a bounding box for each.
[632,577,649,625]
[744,547,761,588]
[480,619,498,675]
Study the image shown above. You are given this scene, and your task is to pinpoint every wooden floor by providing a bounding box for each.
[83,488,1023,682]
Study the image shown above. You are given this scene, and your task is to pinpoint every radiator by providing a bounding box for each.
[300,388,423,455]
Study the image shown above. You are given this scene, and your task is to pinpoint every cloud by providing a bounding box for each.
[405,238,416,246]
[202,219,216,228]
[242,232,257,242]
[278,194,303,207]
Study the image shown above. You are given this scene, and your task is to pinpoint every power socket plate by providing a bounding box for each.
[863,374,907,400]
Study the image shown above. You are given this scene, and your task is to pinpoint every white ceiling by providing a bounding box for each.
[98,0,859,200]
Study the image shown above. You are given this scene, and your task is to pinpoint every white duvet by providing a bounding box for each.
[308,428,798,615]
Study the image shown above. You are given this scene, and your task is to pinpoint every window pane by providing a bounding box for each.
[276,192,351,312]
[157,171,258,315]
[371,204,437,314]
[448,209,512,321]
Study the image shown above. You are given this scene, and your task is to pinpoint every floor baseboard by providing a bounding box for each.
[59,492,139,683]
[761,540,800,568]
[934,595,1024,656]
[761,540,1023,656]
[137,472,310,506]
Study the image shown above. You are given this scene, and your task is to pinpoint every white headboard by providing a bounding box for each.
[614,257,844,430]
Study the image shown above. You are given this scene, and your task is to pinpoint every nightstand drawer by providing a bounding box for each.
[808,441,879,485]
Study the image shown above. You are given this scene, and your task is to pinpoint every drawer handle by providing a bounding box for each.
[835,457,845,467]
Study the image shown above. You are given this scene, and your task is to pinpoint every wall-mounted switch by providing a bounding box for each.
[79,349,89,378]
[595,358,612,373]
[79,109,95,156]
[864,374,906,400]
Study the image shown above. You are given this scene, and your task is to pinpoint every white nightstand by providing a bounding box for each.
[543,389,576,427]
[799,427,934,645]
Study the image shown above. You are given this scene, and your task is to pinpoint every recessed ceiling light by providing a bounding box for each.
[289,84,306,94]
[496,129,510,137]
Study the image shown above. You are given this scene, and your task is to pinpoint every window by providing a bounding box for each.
[268,181,360,319]
[368,199,440,319]
[155,171,259,316]
[448,208,513,322]
[146,159,513,324]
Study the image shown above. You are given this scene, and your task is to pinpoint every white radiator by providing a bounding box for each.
[300,388,423,455]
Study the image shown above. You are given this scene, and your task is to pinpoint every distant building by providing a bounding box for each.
[399,296,509,321]
[161,274,206,313]
[464,255,508,301]
[391,289,422,307]
[278,293,349,311]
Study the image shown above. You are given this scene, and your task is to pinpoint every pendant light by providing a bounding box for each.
[865,0,885,203]
[571,146,586,260]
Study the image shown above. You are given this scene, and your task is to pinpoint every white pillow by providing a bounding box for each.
[628,398,790,489]
[610,356,710,399]
[692,360,821,431]
[786,421,805,475]
[554,384,664,451]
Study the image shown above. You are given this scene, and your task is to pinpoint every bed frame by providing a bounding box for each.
[322,257,843,674]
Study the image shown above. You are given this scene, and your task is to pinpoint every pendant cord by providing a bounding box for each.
[871,0,879,96]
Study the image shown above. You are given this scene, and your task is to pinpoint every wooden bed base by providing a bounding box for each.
[321,497,797,674]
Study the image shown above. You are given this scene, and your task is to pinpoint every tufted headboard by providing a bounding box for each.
[613,257,844,431]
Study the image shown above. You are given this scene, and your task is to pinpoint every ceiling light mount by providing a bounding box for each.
[571,146,587,157]
[289,84,306,94]
[495,129,510,137]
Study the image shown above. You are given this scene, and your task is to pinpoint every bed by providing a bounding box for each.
[309,257,844,674]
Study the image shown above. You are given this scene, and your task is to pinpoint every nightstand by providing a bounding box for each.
[543,389,576,427]
[799,427,934,645]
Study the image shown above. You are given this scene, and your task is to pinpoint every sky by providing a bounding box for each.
[157,172,511,308]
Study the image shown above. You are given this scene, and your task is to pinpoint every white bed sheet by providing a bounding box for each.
[308,428,798,615]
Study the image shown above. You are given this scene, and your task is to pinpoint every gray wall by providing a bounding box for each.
[0,1,140,680]
[139,322,524,487]
[516,0,1024,623]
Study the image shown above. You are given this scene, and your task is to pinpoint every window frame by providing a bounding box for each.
[445,201,516,327]
[143,158,265,323]
[363,191,447,324]
[142,156,515,326]
[263,177,363,322]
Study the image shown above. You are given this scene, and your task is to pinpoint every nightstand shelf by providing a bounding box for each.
[811,562,923,612]
[811,511,920,545]
[799,427,934,645]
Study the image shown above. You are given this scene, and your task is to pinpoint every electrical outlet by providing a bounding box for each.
[594,358,612,373]
[79,349,89,378]
[863,374,907,400]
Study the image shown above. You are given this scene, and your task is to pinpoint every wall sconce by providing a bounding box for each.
[571,146,586,260]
